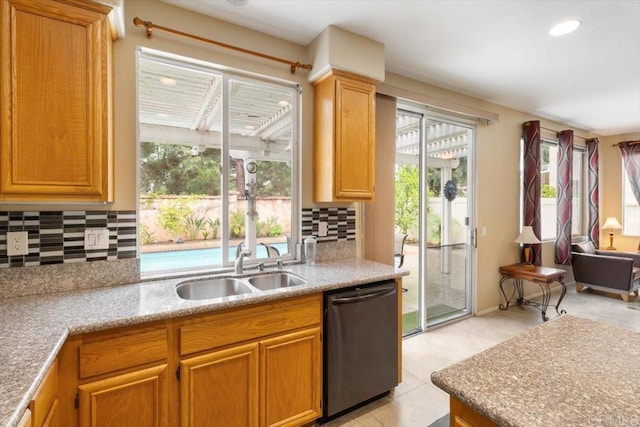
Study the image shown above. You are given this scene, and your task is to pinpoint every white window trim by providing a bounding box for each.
[136,48,302,277]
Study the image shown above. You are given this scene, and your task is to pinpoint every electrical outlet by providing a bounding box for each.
[7,231,29,256]
[84,228,110,250]
[318,221,328,237]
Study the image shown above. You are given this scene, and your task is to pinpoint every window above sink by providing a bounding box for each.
[136,48,301,276]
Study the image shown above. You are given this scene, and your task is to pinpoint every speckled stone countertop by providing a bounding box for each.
[0,258,407,427]
[431,315,640,427]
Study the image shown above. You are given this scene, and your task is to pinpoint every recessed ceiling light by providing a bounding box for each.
[225,0,251,7]
[278,100,290,107]
[156,113,169,118]
[549,19,581,36]
[159,77,177,86]
[245,125,255,130]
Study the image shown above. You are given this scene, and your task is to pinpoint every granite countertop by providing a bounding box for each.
[0,258,407,427]
[431,315,640,427]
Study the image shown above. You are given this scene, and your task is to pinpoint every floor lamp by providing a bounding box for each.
[515,226,541,270]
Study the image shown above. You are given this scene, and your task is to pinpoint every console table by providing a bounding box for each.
[498,264,567,321]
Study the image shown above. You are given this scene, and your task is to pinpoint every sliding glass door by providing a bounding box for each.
[396,104,474,334]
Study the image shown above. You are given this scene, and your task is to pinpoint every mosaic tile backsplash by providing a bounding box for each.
[301,207,356,242]
[0,211,137,269]
[0,208,357,270]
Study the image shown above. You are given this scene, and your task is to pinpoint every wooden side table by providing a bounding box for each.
[498,264,567,321]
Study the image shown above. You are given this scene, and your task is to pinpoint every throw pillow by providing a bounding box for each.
[574,241,596,254]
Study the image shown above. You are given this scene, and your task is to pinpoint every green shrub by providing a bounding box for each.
[542,184,557,198]
[395,165,419,234]
[139,225,156,245]
[257,216,282,237]
[183,215,206,241]
[157,198,191,238]
[205,218,220,239]
[427,214,441,245]
[230,209,245,238]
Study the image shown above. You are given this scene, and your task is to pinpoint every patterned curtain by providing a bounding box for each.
[586,138,600,248]
[555,130,573,265]
[619,141,640,204]
[522,121,541,265]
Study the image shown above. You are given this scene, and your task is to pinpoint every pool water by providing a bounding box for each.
[140,243,289,273]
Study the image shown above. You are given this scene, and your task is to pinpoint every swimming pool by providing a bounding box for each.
[140,243,289,273]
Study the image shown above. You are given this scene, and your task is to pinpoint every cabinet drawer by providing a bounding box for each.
[30,359,57,427]
[79,326,168,379]
[179,295,322,356]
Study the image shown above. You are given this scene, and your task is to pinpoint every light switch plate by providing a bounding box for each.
[84,228,110,250]
[7,231,29,256]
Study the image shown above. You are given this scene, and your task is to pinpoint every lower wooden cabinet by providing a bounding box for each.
[180,343,259,427]
[177,295,323,427]
[57,295,323,427]
[78,364,169,427]
[58,322,171,427]
[260,328,321,427]
[41,399,58,427]
[30,359,59,427]
[450,396,497,427]
[16,409,31,427]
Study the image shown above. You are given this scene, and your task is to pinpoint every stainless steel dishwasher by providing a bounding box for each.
[323,280,399,419]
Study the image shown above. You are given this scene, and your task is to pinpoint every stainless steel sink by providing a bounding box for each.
[176,277,253,300]
[247,272,307,291]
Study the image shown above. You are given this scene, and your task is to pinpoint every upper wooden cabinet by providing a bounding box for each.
[313,69,376,202]
[0,0,113,202]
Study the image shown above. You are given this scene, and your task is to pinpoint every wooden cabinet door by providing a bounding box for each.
[0,0,113,202]
[180,343,259,427]
[259,328,321,427]
[16,409,31,427]
[313,70,376,202]
[334,76,375,200]
[30,359,58,427]
[41,398,59,427]
[78,364,169,427]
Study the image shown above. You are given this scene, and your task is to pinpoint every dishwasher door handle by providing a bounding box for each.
[330,287,396,305]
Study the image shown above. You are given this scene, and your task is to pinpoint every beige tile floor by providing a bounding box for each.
[319,284,640,427]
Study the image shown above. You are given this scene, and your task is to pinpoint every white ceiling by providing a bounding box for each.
[162,0,640,136]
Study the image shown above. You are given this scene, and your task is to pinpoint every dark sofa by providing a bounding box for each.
[571,241,640,301]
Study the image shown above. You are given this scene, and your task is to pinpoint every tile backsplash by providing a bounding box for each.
[0,208,357,270]
[301,207,356,242]
[0,207,357,297]
[0,211,137,269]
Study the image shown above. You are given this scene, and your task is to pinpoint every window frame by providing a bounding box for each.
[521,138,587,242]
[136,48,302,276]
[621,159,640,237]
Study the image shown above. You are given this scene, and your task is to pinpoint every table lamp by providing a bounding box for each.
[602,217,622,250]
[515,226,541,270]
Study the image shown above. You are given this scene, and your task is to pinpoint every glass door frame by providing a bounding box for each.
[397,105,425,336]
[397,102,476,333]
[422,110,475,329]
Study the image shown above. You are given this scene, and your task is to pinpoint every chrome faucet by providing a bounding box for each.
[235,250,252,274]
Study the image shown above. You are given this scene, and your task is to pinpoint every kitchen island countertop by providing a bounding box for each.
[431,315,640,427]
[0,258,407,427]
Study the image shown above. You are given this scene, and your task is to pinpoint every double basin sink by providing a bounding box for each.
[176,271,307,301]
